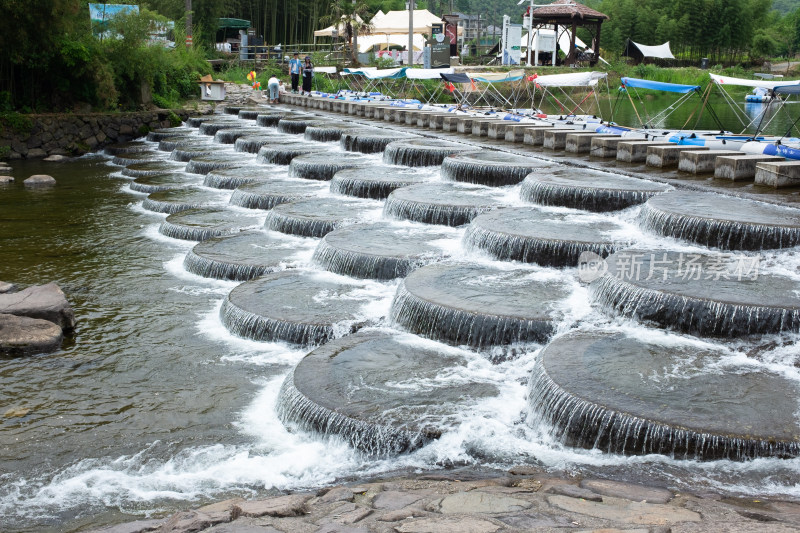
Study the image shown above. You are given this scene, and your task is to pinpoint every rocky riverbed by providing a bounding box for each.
[89,469,800,533]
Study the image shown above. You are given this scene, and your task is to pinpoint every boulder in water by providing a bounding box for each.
[0,176,14,185]
[24,175,56,188]
[0,282,75,330]
[0,313,63,356]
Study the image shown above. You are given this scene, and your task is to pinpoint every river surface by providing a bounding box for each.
[1,111,800,531]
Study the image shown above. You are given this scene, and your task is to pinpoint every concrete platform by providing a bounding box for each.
[755,161,800,188]
[590,136,627,158]
[487,122,524,140]
[714,154,785,181]
[471,118,500,137]
[564,133,618,154]
[616,141,674,163]
[647,145,709,168]
[678,150,741,174]
[441,115,463,132]
[543,129,575,150]
[523,125,558,146]
[503,123,540,143]
[456,117,478,134]
[426,113,453,130]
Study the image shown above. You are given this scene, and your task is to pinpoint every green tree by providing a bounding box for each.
[320,0,374,64]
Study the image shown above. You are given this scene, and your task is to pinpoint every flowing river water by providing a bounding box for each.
[1,106,800,531]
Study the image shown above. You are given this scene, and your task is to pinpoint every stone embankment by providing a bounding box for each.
[0,82,264,160]
[87,470,800,533]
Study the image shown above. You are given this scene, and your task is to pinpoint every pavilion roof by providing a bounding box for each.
[531,0,609,21]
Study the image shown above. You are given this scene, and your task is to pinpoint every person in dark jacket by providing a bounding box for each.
[301,56,314,96]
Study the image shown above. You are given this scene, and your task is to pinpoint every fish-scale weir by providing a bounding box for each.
[330,166,429,199]
[384,182,505,227]
[256,143,332,165]
[229,179,327,210]
[234,135,277,154]
[590,249,800,336]
[383,138,473,167]
[441,150,549,186]
[203,168,271,190]
[185,154,248,175]
[214,128,265,144]
[220,270,375,345]
[159,208,257,241]
[171,145,230,162]
[184,230,308,281]
[464,207,626,267]
[276,330,500,455]
[121,161,184,178]
[104,142,149,155]
[288,152,369,181]
[527,329,800,461]
[264,197,378,237]
[521,169,672,212]
[113,152,166,166]
[340,129,414,154]
[313,222,453,280]
[130,173,198,194]
[304,122,358,142]
[639,191,800,250]
[391,262,570,347]
[142,187,221,214]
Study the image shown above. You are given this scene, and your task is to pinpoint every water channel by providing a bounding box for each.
[1,103,800,531]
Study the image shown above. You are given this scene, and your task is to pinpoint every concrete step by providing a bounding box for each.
[755,160,800,188]
[714,154,785,181]
[677,150,741,174]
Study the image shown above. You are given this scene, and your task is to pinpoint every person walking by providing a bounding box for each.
[289,52,301,93]
[301,56,314,96]
[267,75,280,104]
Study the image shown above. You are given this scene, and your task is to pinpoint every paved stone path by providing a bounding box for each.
[88,470,800,533]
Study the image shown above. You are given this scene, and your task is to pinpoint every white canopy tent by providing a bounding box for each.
[529,71,610,117]
[314,15,366,38]
[624,40,675,60]
[370,9,461,36]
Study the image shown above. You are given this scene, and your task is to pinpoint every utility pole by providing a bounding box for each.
[408,0,414,65]
[185,0,192,48]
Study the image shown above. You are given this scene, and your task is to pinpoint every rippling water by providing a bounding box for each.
[1,115,800,532]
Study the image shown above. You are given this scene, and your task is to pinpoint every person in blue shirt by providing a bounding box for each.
[289,52,302,93]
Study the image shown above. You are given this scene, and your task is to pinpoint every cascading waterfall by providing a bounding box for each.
[329,166,429,199]
[339,130,412,154]
[120,161,184,178]
[311,223,452,280]
[383,139,472,167]
[275,330,500,455]
[527,329,800,461]
[521,171,672,212]
[159,208,256,241]
[264,197,376,238]
[638,191,800,250]
[214,128,264,144]
[185,154,247,175]
[389,263,568,348]
[203,168,270,190]
[229,180,326,210]
[384,183,503,227]
[288,153,368,181]
[440,151,548,186]
[463,207,625,267]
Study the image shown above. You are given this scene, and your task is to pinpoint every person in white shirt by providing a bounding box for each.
[267,75,280,103]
